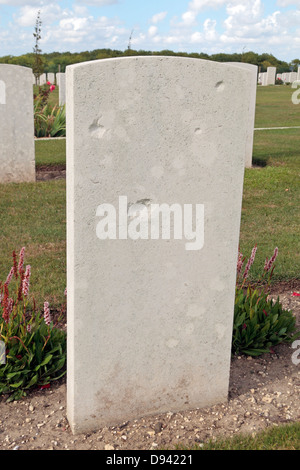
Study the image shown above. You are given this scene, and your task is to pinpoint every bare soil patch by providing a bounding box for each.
[36,165,66,181]
[0,282,299,451]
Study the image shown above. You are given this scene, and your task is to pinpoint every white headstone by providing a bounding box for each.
[0,65,35,183]
[47,72,55,84]
[39,73,47,85]
[66,56,252,434]
[297,67,300,81]
[56,72,66,105]
[266,67,276,85]
[261,72,267,86]
[289,72,297,84]
[226,62,257,168]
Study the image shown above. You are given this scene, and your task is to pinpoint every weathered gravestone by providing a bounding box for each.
[0,64,35,183]
[226,62,257,168]
[66,56,252,434]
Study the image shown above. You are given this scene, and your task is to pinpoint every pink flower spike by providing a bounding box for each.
[18,247,25,274]
[44,301,51,326]
[22,265,31,297]
[5,267,14,287]
[264,247,278,273]
[237,251,244,276]
[243,245,257,280]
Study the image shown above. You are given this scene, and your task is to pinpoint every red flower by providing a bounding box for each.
[39,383,50,390]
[242,323,247,330]
[16,355,22,360]
[292,292,300,297]
[263,309,268,316]
[50,85,55,92]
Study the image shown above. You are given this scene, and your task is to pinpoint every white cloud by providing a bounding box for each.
[0,0,43,4]
[187,0,227,12]
[181,10,197,26]
[277,0,300,6]
[148,25,158,37]
[151,11,167,24]
[14,4,64,27]
[75,0,119,5]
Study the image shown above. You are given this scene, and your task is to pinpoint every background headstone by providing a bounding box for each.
[0,64,35,183]
[266,67,276,85]
[47,72,55,84]
[39,73,47,85]
[289,72,297,83]
[261,72,267,86]
[56,72,66,105]
[226,62,257,167]
[66,56,252,434]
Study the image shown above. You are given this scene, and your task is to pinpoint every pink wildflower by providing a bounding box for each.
[264,247,278,273]
[237,251,244,276]
[47,81,51,85]
[243,244,257,280]
[22,265,31,297]
[50,85,55,92]
[44,301,51,326]
[4,267,14,287]
[3,297,13,323]
[18,247,25,274]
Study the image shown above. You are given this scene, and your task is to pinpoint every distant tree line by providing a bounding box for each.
[0,48,298,73]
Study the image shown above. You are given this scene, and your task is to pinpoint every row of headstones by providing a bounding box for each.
[34,72,66,105]
[2,59,255,434]
[277,71,299,83]
[258,66,300,85]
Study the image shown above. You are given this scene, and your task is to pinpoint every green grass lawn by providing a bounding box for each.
[240,127,300,281]
[255,85,300,128]
[179,422,300,450]
[0,180,66,305]
[35,138,66,167]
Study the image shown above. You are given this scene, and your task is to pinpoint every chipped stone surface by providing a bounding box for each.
[66,56,253,433]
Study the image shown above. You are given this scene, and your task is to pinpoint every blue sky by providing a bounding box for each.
[0,0,300,62]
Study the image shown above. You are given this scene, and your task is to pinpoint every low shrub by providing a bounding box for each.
[232,245,300,356]
[0,248,66,401]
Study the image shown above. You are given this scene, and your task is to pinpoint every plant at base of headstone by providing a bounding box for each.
[0,248,66,401]
[232,246,300,356]
[34,84,65,138]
